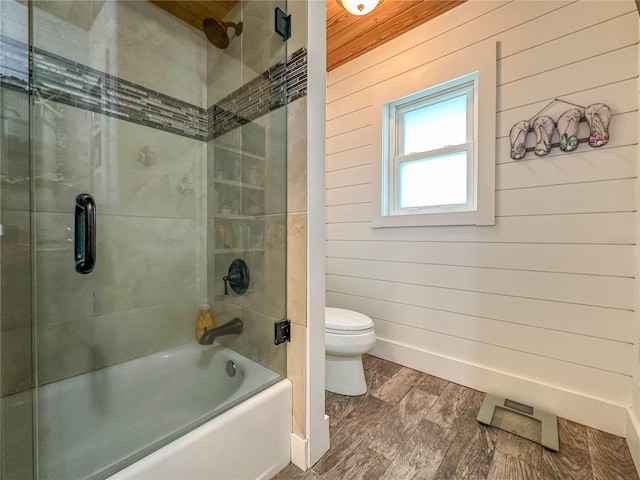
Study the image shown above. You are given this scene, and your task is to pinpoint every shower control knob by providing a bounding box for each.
[223,259,250,295]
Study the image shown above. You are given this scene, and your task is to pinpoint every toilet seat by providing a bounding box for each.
[325,307,374,335]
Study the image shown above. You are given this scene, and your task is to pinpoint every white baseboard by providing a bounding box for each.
[372,338,628,436]
[290,433,308,471]
[627,408,640,475]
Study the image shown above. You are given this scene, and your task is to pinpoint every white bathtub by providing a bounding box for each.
[32,343,291,479]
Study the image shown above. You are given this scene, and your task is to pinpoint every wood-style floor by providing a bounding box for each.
[273,355,639,480]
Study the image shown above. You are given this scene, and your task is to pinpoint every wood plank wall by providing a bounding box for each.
[325,0,639,436]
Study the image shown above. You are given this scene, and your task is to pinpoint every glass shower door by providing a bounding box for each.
[207,0,289,375]
[31,2,210,477]
[24,0,288,478]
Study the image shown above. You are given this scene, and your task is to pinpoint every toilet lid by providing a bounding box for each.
[325,307,374,334]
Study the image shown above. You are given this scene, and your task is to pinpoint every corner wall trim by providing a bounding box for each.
[310,415,330,467]
[290,415,329,470]
[371,337,628,436]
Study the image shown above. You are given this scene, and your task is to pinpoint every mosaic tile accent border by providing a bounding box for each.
[36,49,209,140]
[0,35,308,141]
[0,35,29,92]
[0,35,208,140]
[209,47,307,139]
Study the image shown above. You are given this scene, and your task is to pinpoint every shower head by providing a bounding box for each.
[203,17,243,49]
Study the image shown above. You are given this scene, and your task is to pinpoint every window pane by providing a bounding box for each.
[399,151,467,208]
[403,95,467,154]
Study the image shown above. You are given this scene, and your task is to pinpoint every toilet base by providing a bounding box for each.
[325,353,367,396]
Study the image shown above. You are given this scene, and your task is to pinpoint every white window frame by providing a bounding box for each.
[385,75,477,216]
[372,41,496,228]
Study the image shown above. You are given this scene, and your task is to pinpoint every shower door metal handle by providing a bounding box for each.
[75,193,96,274]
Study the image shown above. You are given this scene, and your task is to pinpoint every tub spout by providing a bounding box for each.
[199,317,243,345]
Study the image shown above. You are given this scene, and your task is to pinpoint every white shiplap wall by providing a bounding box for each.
[325,0,639,437]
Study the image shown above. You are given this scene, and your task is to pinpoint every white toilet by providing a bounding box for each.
[325,307,376,396]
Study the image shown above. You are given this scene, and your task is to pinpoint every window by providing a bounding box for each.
[372,42,496,228]
[384,74,477,217]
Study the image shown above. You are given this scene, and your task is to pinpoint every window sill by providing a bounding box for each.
[373,209,494,228]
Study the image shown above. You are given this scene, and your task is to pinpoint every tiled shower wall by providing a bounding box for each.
[206,0,289,376]
[0,0,307,391]
[285,0,310,442]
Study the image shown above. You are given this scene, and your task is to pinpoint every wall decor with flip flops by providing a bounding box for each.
[509,99,611,161]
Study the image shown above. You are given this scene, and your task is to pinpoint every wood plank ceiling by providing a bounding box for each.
[143,1,465,72]
[326,0,466,71]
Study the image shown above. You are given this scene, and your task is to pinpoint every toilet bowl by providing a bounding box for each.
[325,307,376,396]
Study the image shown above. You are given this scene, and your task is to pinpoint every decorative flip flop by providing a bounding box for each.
[585,103,611,147]
[509,120,529,160]
[557,108,582,152]
[532,115,555,156]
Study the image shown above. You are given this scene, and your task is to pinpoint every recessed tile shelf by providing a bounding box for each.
[214,178,265,191]
[214,248,264,254]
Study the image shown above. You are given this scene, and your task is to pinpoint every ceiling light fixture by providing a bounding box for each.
[336,0,380,16]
